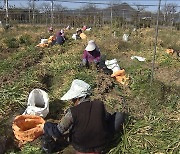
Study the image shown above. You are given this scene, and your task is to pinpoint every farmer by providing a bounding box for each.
[82,25,87,31]
[42,79,126,153]
[82,40,101,68]
[56,29,65,45]
[48,27,54,34]
[77,29,87,40]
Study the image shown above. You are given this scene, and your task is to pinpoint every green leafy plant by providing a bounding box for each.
[4,37,19,48]
[19,144,42,154]
[19,34,32,45]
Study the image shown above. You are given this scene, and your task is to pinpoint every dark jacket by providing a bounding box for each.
[56,35,65,45]
[70,100,109,152]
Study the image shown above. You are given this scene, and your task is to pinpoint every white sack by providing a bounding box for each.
[72,34,77,40]
[122,34,129,42]
[105,59,120,73]
[41,39,48,44]
[86,28,92,31]
[23,89,49,118]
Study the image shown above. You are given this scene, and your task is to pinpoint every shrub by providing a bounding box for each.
[19,34,32,45]
[159,54,173,67]
[20,144,42,154]
[118,40,130,52]
[4,37,19,48]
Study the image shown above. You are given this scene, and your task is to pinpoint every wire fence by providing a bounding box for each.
[0,0,179,29]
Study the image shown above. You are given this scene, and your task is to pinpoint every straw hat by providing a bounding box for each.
[85,40,96,51]
[61,79,91,101]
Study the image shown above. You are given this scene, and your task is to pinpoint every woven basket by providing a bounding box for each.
[12,115,45,143]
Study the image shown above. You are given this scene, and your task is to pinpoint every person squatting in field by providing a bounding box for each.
[56,29,65,45]
[42,79,126,154]
[82,40,101,68]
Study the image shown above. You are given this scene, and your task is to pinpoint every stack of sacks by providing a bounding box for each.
[36,39,49,47]
[105,59,129,85]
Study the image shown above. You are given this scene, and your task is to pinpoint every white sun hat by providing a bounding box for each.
[61,79,91,101]
[85,40,96,51]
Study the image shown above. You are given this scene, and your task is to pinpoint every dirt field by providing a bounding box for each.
[0,25,179,154]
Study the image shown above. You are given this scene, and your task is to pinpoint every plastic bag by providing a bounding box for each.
[23,89,49,118]
[131,56,146,62]
[12,115,45,144]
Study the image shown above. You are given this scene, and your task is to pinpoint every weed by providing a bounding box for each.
[19,34,32,45]
[159,54,173,67]
[4,37,19,48]
[18,144,42,154]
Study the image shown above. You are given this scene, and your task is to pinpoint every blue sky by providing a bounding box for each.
[2,0,180,12]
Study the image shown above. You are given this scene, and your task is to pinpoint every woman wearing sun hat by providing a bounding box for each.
[82,40,101,68]
[56,29,65,45]
[42,79,126,153]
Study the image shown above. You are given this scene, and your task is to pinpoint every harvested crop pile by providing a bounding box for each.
[93,72,114,100]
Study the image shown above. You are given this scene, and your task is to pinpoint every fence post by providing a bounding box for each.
[150,0,162,85]
[5,0,9,25]
[32,0,35,25]
[111,5,112,28]
[51,0,54,26]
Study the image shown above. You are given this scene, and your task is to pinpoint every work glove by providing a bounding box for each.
[82,59,87,66]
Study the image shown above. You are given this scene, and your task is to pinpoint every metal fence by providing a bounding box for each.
[0,1,180,29]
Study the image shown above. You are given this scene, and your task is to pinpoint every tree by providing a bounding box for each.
[38,2,51,25]
[27,0,37,24]
[38,2,51,13]
[162,3,177,26]
[132,4,147,28]
[81,3,98,13]
[0,1,3,10]
[54,3,66,12]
